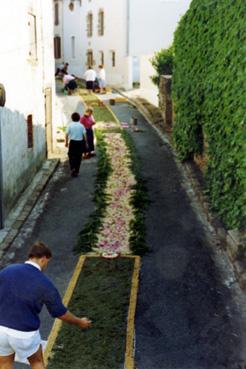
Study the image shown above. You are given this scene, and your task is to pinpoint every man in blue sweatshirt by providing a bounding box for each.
[0,242,91,369]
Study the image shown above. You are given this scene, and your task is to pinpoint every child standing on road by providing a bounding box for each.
[80,108,96,158]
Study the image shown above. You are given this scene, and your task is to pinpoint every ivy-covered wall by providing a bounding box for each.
[172,0,246,231]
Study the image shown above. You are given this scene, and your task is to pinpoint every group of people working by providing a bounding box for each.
[56,62,107,96]
[65,108,96,177]
[83,65,106,94]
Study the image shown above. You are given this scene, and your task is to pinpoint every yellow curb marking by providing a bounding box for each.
[125,256,141,369]
[79,90,122,128]
[44,255,86,366]
[44,255,140,368]
[103,99,122,126]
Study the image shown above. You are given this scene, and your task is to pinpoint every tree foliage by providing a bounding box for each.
[172,0,246,231]
[151,46,174,86]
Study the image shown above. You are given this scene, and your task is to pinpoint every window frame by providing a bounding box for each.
[54,36,61,59]
[98,9,104,36]
[54,2,59,25]
[27,114,34,149]
[27,13,37,62]
[87,50,94,66]
[87,12,93,37]
[111,51,116,67]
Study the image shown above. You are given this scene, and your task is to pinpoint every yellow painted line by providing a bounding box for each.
[44,255,140,367]
[79,89,122,127]
[103,100,122,126]
[44,255,86,365]
[125,256,141,369]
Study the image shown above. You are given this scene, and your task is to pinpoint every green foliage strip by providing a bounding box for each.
[172,0,246,231]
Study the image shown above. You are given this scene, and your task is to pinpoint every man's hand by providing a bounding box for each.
[78,317,92,330]
[59,311,92,329]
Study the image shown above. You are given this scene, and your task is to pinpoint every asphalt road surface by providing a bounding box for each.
[110,101,246,369]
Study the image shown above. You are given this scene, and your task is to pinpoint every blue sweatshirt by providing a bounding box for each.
[0,263,67,331]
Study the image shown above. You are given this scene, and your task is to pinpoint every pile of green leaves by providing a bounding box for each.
[47,257,134,369]
[151,46,174,86]
[172,0,246,231]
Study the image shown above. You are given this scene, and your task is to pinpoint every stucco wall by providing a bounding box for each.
[62,0,132,89]
[0,0,55,220]
[60,0,191,89]
[62,0,83,76]
[140,55,156,89]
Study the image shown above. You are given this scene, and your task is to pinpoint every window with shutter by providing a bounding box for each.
[28,13,37,61]
[54,36,61,59]
[27,115,34,148]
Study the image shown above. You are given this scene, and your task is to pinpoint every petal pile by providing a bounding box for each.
[94,133,136,255]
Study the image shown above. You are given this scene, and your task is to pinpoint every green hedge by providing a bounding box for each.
[172,0,246,231]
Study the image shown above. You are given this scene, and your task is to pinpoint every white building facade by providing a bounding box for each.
[0,0,56,225]
[55,0,191,89]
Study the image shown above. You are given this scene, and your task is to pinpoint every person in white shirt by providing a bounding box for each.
[65,112,88,177]
[63,74,77,95]
[83,66,97,94]
[98,65,106,94]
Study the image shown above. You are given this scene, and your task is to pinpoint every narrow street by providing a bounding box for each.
[1,95,246,369]
[1,2,245,369]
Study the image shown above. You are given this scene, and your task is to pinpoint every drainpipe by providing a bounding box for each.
[125,0,132,89]
[0,109,4,229]
[126,0,130,56]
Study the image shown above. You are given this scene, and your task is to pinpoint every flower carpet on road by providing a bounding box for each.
[95,121,119,130]
[75,90,148,256]
[45,90,144,369]
[94,133,136,255]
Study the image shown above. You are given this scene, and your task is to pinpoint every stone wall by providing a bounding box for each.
[159,75,173,129]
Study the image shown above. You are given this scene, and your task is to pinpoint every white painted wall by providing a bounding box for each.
[61,0,132,89]
[82,0,128,87]
[60,0,191,89]
[54,0,64,65]
[0,0,55,219]
[62,0,84,77]
[139,55,157,89]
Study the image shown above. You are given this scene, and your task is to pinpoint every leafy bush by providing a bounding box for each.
[172,0,246,231]
[151,46,174,86]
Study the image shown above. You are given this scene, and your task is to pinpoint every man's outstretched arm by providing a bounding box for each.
[58,311,92,329]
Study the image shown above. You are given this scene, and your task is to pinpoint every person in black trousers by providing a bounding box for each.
[65,112,87,177]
